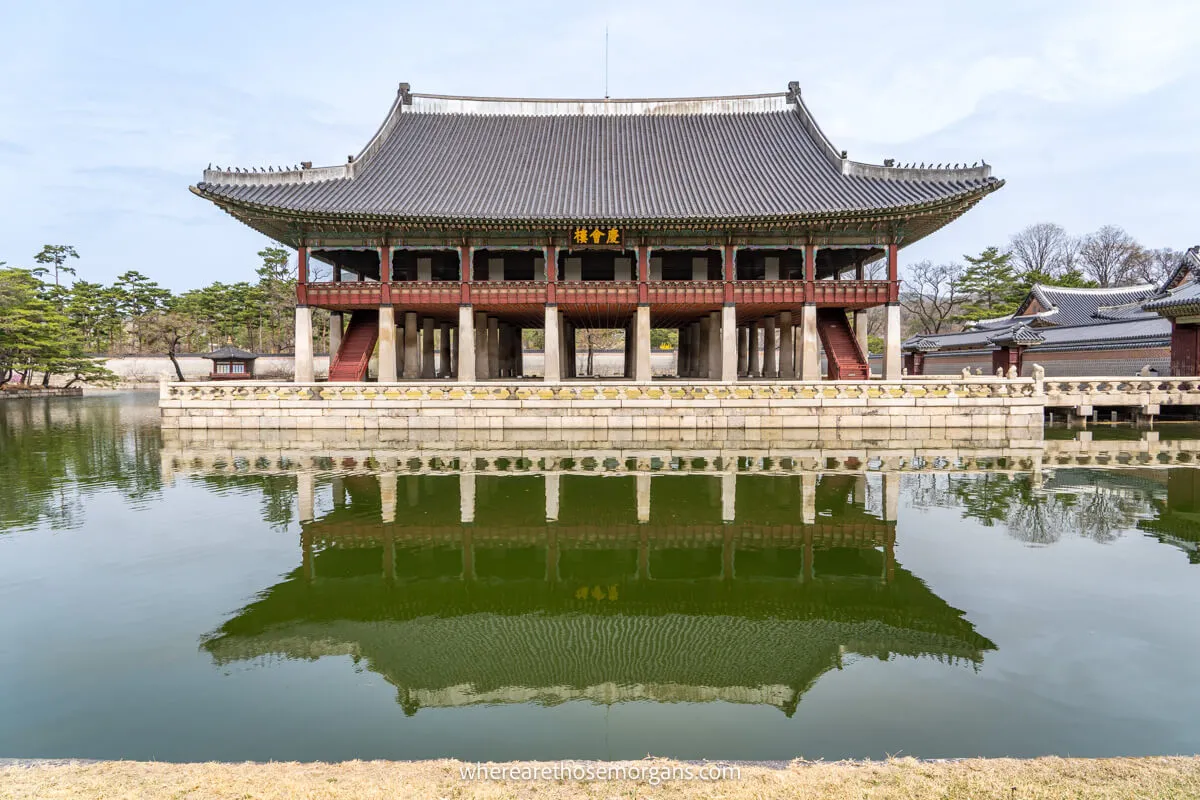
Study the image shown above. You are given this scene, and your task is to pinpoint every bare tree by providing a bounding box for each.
[1131,247,1186,286]
[1008,223,1073,277]
[1078,225,1148,287]
[900,260,966,334]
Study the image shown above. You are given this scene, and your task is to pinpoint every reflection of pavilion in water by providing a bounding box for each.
[203,470,995,716]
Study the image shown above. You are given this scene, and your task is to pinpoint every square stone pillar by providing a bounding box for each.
[721,305,737,383]
[748,324,761,377]
[737,326,749,377]
[403,312,420,379]
[544,307,561,381]
[487,317,500,379]
[884,303,902,380]
[421,317,435,378]
[378,305,398,382]
[474,311,488,380]
[798,304,820,381]
[439,322,452,377]
[329,311,343,360]
[635,304,652,383]
[457,306,476,382]
[854,309,870,366]
[763,316,778,378]
[708,310,723,380]
[698,316,711,380]
[623,323,633,378]
[294,305,314,383]
[779,311,794,379]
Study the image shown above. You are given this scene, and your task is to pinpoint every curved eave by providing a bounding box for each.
[190,180,1003,245]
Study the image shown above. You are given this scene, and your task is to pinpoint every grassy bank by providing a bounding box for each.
[2,757,1199,799]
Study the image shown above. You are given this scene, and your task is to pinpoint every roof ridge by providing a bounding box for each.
[1034,283,1155,294]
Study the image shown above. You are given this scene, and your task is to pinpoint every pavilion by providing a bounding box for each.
[192,82,1002,383]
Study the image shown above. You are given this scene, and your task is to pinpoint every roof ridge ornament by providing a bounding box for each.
[399,82,412,105]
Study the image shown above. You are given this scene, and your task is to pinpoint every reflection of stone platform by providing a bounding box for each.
[160,378,1045,431]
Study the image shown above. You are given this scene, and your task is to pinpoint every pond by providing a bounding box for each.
[1,392,1198,762]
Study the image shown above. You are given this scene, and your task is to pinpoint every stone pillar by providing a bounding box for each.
[545,472,560,521]
[800,473,816,524]
[737,327,749,376]
[698,316,711,379]
[763,316,778,378]
[421,317,435,379]
[438,322,452,377]
[379,472,397,524]
[636,474,651,523]
[543,306,560,382]
[883,472,901,521]
[474,311,488,379]
[854,309,870,366]
[779,311,794,379]
[884,303,902,380]
[378,305,398,382]
[297,471,314,522]
[635,305,652,383]
[397,312,415,379]
[707,311,721,380]
[450,327,458,377]
[487,317,500,379]
[515,328,524,377]
[460,472,475,524]
[294,305,314,383]
[458,306,476,382]
[748,325,761,378]
[622,323,633,378]
[721,305,737,383]
[799,304,820,381]
[721,472,736,522]
[329,311,343,360]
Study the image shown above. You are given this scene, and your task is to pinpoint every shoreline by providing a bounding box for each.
[2,756,1198,799]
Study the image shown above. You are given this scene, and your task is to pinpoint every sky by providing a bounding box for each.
[1,0,1198,291]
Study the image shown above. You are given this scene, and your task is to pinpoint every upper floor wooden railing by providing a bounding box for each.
[299,279,898,309]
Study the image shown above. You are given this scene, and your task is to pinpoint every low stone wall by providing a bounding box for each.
[0,386,83,400]
[160,378,1045,432]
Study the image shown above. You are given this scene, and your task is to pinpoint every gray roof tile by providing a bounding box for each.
[195,90,1001,224]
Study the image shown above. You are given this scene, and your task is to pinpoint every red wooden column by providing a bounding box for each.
[722,245,735,304]
[637,245,649,303]
[379,245,391,304]
[803,244,815,304]
[459,245,472,304]
[887,243,899,302]
[296,245,308,305]
[545,245,557,304]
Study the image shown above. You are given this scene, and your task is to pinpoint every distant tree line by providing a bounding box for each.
[0,245,331,385]
[899,223,1188,337]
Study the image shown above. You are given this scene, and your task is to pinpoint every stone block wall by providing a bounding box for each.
[160,380,1046,433]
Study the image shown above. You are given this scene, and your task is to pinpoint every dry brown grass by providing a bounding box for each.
[2,756,1198,799]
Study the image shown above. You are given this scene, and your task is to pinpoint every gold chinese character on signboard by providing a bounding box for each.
[570,225,621,246]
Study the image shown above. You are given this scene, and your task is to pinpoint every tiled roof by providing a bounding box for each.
[906,317,1170,352]
[202,344,256,360]
[1143,280,1200,314]
[989,324,1045,346]
[193,84,1001,225]
[1019,284,1158,326]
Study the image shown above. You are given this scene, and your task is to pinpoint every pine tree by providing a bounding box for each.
[953,247,1025,322]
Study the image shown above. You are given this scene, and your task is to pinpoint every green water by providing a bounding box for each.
[1,393,1198,761]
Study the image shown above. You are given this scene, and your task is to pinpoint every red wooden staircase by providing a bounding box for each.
[328,310,379,381]
[816,308,870,380]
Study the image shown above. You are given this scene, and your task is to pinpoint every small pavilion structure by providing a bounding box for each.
[201,344,257,380]
[192,82,1002,383]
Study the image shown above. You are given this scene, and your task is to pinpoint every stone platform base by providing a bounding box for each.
[160,379,1045,432]
[1,386,84,400]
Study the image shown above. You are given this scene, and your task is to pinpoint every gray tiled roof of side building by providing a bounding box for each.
[1026,284,1158,326]
[195,89,1000,223]
[1143,280,1200,312]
